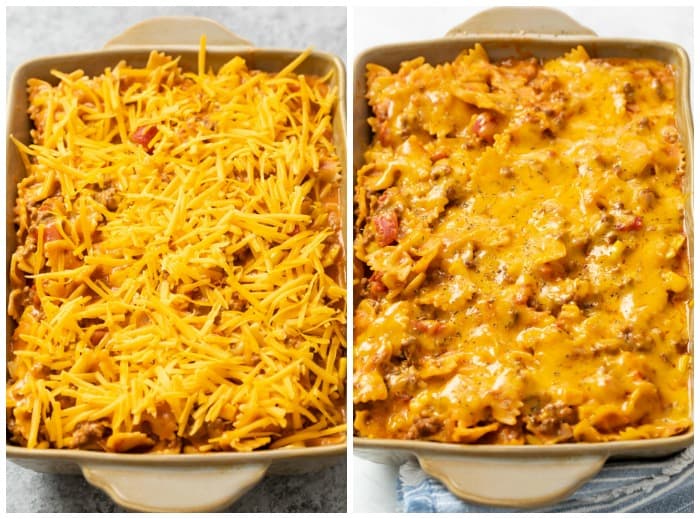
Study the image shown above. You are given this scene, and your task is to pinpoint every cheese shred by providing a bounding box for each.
[8,44,346,453]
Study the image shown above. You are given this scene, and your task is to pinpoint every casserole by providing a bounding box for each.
[353,7,692,508]
[6,16,347,512]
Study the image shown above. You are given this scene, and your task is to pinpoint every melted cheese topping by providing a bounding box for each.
[354,45,691,444]
[8,44,346,452]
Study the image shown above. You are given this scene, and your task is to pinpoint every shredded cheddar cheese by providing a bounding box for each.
[354,45,691,444]
[8,43,346,452]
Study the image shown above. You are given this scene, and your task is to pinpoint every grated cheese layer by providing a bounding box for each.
[8,42,346,453]
[354,45,691,445]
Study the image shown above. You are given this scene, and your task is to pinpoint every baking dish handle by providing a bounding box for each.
[104,16,253,49]
[81,461,269,512]
[446,7,596,38]
[417,452,607,508]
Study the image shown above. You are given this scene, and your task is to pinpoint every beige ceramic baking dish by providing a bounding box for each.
[353,7,693,508]
[6,17,347,513]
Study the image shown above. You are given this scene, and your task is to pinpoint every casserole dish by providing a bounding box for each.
[353,7,693,508]
[6,16,347,512]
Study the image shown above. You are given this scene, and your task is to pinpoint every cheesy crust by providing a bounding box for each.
[8,46,346,452]
[353,45,691,444]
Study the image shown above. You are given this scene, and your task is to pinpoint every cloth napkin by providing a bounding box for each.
[398,447,693,513]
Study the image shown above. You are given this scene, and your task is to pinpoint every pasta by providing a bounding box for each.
[7,41,346,452]
[354,45,691,444]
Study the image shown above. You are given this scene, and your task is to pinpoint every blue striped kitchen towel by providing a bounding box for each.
[398,447,693,513]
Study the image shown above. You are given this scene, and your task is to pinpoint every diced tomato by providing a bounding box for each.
[373,211,399,246]
[44,223,62,242]
[412,319,445,335]
[472,112,498,142]
[368,271,387,298]
[130,125,158,152]
[615,215,643,231]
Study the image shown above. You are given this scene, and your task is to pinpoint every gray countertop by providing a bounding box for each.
[6,6,346,78]
[6,461,347,513]
[5,6,346,513]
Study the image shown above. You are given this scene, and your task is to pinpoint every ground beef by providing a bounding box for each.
[525,402,578,440]
[72,421,110,450]
[407,416,442,439]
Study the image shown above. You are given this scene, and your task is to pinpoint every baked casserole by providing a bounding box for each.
[7,40,347,453]
[354,44,691,444]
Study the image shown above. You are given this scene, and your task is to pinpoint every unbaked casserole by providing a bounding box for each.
[7,40,347,453]
[353,44,691,445]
